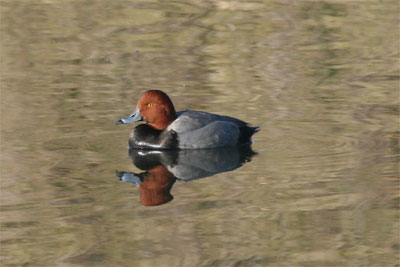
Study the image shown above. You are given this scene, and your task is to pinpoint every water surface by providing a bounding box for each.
[1,0,399,266]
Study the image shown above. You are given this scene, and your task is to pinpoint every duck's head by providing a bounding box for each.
[117,90,177,130]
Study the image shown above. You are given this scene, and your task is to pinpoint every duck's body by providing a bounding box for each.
[117,90,259,150]
[129,110,257,149]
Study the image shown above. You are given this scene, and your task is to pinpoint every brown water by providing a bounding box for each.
[1,1,399,266]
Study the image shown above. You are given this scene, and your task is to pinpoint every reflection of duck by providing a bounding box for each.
[116,146,256,206]
[117,90,259,149]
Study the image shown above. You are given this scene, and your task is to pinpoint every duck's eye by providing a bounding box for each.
[147,103,153,107]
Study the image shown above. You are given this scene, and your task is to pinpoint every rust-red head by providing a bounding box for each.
[117,90,177,130]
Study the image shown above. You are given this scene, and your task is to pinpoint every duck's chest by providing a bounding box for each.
[129,124,178,150]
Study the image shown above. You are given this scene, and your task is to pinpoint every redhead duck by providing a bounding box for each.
[117,90,259,149]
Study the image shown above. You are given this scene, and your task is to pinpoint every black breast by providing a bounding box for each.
[129,124,179,150]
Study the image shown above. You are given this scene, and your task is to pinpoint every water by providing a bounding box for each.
[1,0,399,266]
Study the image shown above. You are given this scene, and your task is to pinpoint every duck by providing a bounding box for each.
[117,90,259,149]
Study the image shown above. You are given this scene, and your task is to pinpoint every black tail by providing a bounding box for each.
[238,126,259,144]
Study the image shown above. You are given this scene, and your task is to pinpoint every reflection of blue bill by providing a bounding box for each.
[115,171,142,187]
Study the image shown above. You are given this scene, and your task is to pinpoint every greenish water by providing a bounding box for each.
[1,1,399,266]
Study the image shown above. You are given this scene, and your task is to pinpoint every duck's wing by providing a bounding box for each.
[169,110,247,133]
[176,120,241,149]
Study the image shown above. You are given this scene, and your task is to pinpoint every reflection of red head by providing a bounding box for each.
[138,165,176,206]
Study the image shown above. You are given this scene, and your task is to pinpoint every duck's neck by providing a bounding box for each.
[149,107,176,130]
